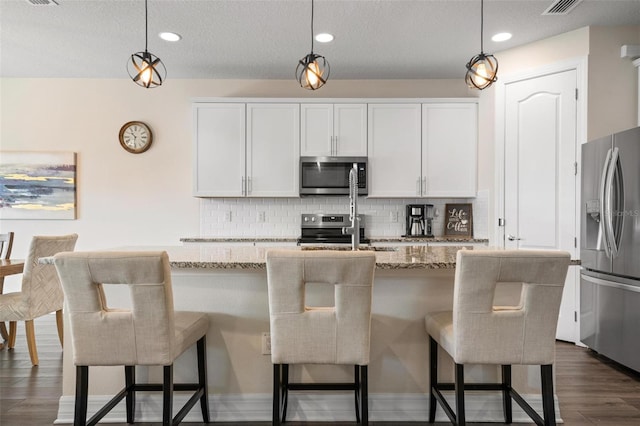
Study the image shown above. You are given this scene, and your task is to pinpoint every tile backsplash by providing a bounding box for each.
[200,190,488,239]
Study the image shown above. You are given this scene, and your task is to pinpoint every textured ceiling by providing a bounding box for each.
[1,0,640,80]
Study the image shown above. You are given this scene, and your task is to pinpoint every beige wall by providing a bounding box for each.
[0,78,478,270]
[587,26,640,139]
[496,27,590,76]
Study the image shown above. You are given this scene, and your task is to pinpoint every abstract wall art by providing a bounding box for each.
[0,151,77,220]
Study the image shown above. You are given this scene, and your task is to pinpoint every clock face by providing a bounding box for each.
[119,121,152,154]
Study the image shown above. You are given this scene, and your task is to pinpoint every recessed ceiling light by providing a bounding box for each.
[315,33,334,43]
[492,32,512,42]
[159,32,182,42]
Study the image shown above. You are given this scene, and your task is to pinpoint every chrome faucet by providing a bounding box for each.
[342,163,360,250]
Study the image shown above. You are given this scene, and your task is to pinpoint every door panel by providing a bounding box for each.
[580,136,613,273]
[503,69,578,342]
[612,127,640,279]
[247,104,300,197]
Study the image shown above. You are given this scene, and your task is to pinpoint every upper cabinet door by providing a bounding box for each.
[247,103,300,197]
[367,104,422,197]
[300,103,367,156]
[333,104,367,156]
[193,103,246,197]
[422,103,478,197]
[300,104,333,156]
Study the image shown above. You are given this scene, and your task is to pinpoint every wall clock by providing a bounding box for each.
[119,121,153,154]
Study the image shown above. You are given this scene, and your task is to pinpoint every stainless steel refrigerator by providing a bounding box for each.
[581,126,640,372]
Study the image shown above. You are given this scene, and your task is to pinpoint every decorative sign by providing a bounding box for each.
[0,151,77,220]
[444,203,473,237]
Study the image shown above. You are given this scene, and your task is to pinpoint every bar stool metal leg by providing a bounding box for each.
[502,364,512,424]
[455,363,465,426]
[125,366,135,424]
[74,366,89,426]
[429,336,438,423]
[541,364,556,426]
[163,365,173,426]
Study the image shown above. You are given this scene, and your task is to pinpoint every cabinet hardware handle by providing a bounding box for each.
[248,176,252,195]
[422,177,427,195]
[242,177,245,196]
[416,178,421,196]
[334,136,338,155]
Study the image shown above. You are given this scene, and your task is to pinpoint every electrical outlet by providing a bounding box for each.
[224,211,232,222]
[257,211,266,223]
[389,211,399,222]
[261,332,271,355]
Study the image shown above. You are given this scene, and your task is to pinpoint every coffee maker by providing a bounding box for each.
[404,204,434,237]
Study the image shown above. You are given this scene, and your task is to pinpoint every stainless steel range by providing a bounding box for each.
[298,213,368,245]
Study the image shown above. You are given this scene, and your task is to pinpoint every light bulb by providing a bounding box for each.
[473,62,489,85]
[305,61,321,88]
[140,61,152,85]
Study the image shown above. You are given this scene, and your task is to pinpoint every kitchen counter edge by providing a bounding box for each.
[180,236,490,244]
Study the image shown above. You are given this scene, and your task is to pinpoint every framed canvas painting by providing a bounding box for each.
[0,151,77,220]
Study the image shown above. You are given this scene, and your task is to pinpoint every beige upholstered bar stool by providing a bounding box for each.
[53,251,210,426]
[266,249,376,425]
[426,250,570,426]
[0,233,77,365]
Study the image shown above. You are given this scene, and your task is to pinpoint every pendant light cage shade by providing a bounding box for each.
[464,0,498,90]
[296,52,330,90]
[465,52,498,90]
[128,0,165,88]
[296,0,329,90]
[127,50,166,88]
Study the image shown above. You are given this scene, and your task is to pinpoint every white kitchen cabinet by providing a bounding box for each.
[367,104,422,197]
[193,103,299,197]
[422,103,477,197]
[246,103,300,197]
[367,102,477,198]
[193,103,246,197]
[300,103,367,156]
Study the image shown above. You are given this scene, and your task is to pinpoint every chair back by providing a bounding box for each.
[452,250,570,365]
[266,249,376,365]
[53,251,177,366]
[21,234,78,319]
[0,232,14,260]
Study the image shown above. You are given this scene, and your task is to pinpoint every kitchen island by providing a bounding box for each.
[55,244,571,424]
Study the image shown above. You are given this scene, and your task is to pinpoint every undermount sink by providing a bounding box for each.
[300,246,397,252]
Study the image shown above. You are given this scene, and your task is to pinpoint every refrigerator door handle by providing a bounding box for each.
[599,148,613,258]
[605,147,620,257]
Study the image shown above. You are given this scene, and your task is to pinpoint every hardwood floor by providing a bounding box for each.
[2,314,639,425]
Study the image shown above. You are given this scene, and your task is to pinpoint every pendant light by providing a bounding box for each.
[465,0,498,90]
[295,0,330,90]
[127,0,166,88]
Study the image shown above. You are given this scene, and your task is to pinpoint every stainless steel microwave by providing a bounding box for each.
[299,157,368,196]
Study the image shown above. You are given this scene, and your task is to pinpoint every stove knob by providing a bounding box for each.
[311,217,316,222]
[303,217,308,222]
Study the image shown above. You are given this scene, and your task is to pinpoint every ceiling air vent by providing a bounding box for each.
[542,0,583,15]
[25,0,58,5]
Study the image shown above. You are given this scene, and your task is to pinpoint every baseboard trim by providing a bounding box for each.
[55,392,562,423]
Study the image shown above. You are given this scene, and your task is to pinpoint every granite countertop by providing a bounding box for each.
[167,244,474,270]
[42,244,580,270]
[180,236,489,244]
[122,244,576,271]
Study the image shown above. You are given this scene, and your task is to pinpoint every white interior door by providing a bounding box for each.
[503,69,578,342]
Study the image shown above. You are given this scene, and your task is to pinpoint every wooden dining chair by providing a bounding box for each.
[0,232,15,341]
